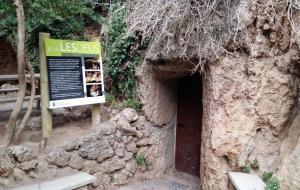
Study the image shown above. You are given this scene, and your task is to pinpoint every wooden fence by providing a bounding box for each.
[0,74,41,105]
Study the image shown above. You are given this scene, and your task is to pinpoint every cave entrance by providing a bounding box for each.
[175,74,202,177]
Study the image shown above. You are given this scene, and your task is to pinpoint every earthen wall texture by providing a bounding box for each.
[136,1,300,189]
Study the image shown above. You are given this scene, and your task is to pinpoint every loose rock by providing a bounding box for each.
[47,148,70,167]
[122,108,139,122]
[68,152,84,170]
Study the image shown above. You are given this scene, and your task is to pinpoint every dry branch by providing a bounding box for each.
[127,0,300,72]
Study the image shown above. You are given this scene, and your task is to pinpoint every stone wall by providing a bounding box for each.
[0,108,174,189]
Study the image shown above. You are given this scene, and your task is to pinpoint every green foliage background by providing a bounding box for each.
[0,0,143,109]
[104,4,144,109]
[0,0,103,72]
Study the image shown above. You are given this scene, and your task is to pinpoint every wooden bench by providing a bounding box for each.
[0,88,19,93]
[0,95,41,104]
[0,74,41,109]
[0,74,40,82]
[9,172,96,190]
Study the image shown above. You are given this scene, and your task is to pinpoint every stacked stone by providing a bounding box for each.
[0,108,164,190]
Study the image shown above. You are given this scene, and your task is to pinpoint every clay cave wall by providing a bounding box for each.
[135,1,300,190]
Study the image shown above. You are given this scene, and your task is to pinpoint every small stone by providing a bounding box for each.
[79,138,110,160]
[263,23,270,30]
[27,116,41,130]
[97,147,114,162]
[100,156,126,173]
[0,146,14,177]
[115,144,125,158]
[113,170,129,185]
[132,137,138,142]
[112,115,137,136]
[136,131,144,139]
[115,130,122,143]
[13,168,26,181]
[136,138,151,146]
[132,116,146,130]
[83,160,100,174]
[98,122,116,135]
[143,126,154,138]
[28,171,39,178]
[10,145,36,162]
[126,141,137,153]
[36,156,49,176]
[19,160,38,171]
[125,160,137,174]
[47,148,71,167]
[107,134,116,147]
[122,108,139,122]
[124,151,133,161]
[68,152,84,170]
[92,173,110,188]
[63,139,81,151]
[0,177,13,186]
[122,136,133,144]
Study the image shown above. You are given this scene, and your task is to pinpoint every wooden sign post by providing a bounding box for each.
[39,33,52,147]
[39,33,105,147]
[91,37,101,127]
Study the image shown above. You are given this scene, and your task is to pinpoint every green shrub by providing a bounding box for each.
[0,0,103,72]
[242,164,251,174]
[104,3,145,109]
[265,177,280,190]
[250,159,259,170]
[122,97,142,110]
[135,154,152,170]
[109,174,116,183]
[262,171,273,183]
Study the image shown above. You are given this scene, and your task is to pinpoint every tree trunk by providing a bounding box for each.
[12,54,36,144]
[3,0,26,146]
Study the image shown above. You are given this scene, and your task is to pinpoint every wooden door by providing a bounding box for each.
[175,74,202,177]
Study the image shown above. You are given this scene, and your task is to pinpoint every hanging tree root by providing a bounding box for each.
[127,0,300,72]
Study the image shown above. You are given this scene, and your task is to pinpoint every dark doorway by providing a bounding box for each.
[175,74,202,177]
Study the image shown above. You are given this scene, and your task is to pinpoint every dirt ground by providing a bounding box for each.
[117,172,201,190]
[0,116,94,148]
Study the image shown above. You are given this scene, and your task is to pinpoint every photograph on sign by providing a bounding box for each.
[45,39,105,109]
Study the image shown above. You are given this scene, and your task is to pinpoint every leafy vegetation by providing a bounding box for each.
[250,159,259,170]
[261,171,280,190]
[109,174,116,183]
[242,164,251,174]
[1,1,144,109]
[135,154,152,170]
[104,3,145,109]
[262,171,273,183]
[0,0,103,72]
[265,177,280,190]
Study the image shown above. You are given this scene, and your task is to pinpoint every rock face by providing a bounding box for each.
[134,1,300,190]
[0,110,167,190]
[0,147,14,177]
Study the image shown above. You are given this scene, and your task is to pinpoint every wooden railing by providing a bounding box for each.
[0,74,41,106]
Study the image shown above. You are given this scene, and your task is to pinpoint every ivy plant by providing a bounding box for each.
[103,3,144,110]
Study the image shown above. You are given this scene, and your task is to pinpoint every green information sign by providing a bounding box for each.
[45,39,101,56]
[44,38,105,109]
